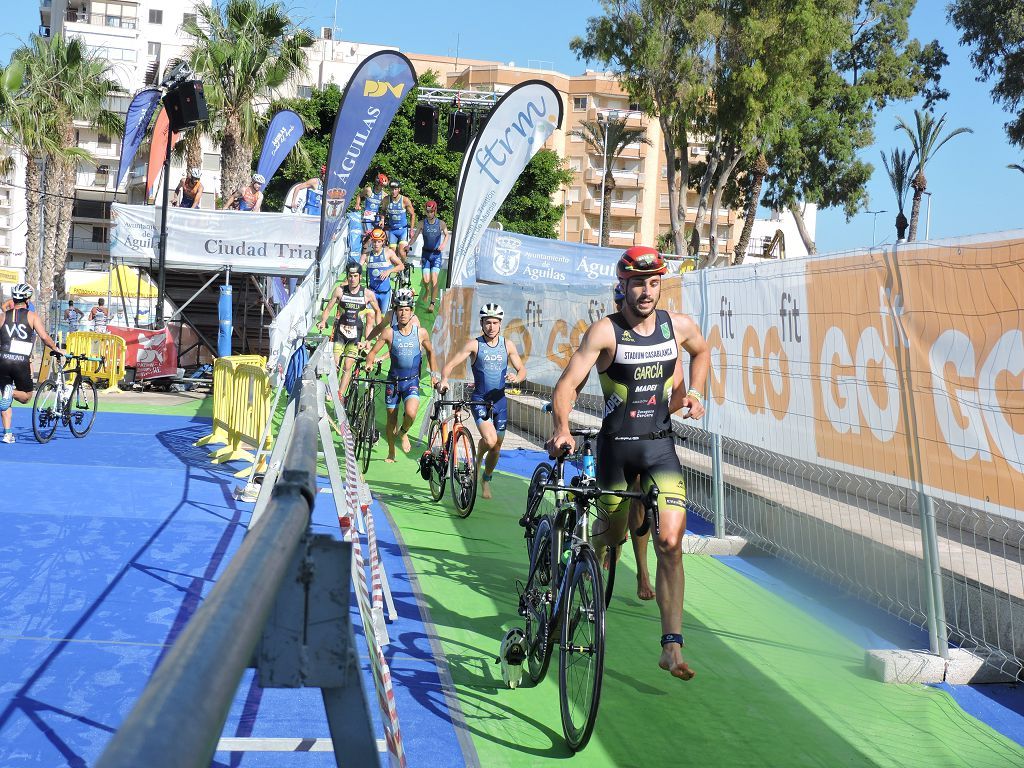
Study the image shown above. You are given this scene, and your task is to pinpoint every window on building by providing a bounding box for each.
[73,199,112,219]
[567,217,580,231]
[92,226,108,243]
[203,153,219,171]
[572,96,588,111]
[570,132,583,143]
[660,194,670,209]
[297,85,313,99]
[183,12,196,27]
[148,42,161,57]
[568,187,581,204]
[661,164,667,179]
[629,101,641,112]
[149,9,163,24]
[98,133,110,146]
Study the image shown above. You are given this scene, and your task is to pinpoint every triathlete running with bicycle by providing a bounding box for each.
[439,303,526,500]
[545,246,709,680]
[0,283,63,444]
[366,289,439,463]
[318,263,382,402]
[365,227,405,315]
[357,173,389,235]
[383,180,416,264]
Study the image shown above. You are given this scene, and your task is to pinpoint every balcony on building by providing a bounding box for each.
[65,2,140,33]
[39,0,53,25]
[584,198,643,219]
[585,106,645,129]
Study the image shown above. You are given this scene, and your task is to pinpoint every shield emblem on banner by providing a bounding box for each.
[325,188,347,220]
[493,236,522,277]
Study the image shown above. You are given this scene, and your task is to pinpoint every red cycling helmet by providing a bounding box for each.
[376,173,389,186]
[369,227,387,242]
[425,200,437,211]
[617,246,667,280]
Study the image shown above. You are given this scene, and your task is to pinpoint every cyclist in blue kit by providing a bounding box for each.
[365,228,405,315]
[415,200,448,312]
[439,303,526,500]
[366,291,439,463]
[384,180,416,264]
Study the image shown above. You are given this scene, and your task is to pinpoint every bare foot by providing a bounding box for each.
[658,644,695,680]
[481,480,492,500]
[400,433,411,453]
[385,455,396,463]
[637,574,655,601]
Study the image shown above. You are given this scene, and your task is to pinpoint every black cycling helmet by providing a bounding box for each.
[346,262,362,275]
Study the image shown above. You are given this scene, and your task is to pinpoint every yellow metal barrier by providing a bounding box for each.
[195,355,270,477]
[63,332,128,391]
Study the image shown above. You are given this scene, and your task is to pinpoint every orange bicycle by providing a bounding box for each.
[419,397,492,518]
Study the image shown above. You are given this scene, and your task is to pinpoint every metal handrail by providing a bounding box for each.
[96,360,320,768]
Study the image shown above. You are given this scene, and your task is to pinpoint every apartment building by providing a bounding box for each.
[0,1,217,273]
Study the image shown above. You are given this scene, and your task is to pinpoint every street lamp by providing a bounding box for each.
[867,209,887,247]
[922,191,932,240]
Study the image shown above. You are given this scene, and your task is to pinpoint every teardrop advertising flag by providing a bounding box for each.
[257,109,305,186]
[145,107,181,203]
[446,80,564,286]
[116,87,162,191]
[318,50,417,267]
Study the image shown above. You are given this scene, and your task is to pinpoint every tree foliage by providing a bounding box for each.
[949,0,1024,149]
[880,146,914,240]
[573,0,948,261]
[184,0,314,201]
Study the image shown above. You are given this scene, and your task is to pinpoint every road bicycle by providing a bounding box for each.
[347,358,384,475]
[419,397,492,518]
[32,352,105,443]
[517,434,659,752]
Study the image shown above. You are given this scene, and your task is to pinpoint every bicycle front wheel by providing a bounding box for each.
[32,381,60,443]
[449,426,477,518]
[524,462,553,544]
[358,385,376,475]
[68,378,98,437]
[559,544,606,752]
[426,420,447,501]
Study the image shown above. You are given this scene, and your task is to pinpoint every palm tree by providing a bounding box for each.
[569,116,650,246]
[895,110,973,241]
[880,148,915,242]
[732,150,768,265]
[183,0,314,202]
[4,35,121,325]
[1009,163,1024,175]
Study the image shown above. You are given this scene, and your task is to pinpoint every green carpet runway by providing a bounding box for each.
[357,437,1024,767]
[336,272,1024,766]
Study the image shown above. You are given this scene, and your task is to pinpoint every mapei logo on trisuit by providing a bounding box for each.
[363,80,405,98]
[493,236,523,277]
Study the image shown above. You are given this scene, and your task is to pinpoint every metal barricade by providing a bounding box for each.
[62,331,128,391]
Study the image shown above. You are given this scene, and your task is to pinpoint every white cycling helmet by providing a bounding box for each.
[480,303,504,320]
[394,288,415,308]
[252,173,266,185]
[188,167,202,179]
[10,283,33,301]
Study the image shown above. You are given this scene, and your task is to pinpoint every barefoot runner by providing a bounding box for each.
[545,247,709,680]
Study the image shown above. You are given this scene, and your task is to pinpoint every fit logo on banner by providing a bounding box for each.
[363,80,405,98]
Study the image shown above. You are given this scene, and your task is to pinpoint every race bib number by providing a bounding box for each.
[7,340,32,356]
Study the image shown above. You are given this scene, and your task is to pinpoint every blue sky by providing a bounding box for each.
[2,1,1019,253]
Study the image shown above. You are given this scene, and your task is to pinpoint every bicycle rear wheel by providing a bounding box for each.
[525,514,556,684]
[559,545,606,752]
[426,420,447,501]
[449,426,477,517]
[32,381,59,443]
[604,545,617,609]
[68,379,98,438]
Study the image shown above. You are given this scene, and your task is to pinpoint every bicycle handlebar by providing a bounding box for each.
[431,398,492,420]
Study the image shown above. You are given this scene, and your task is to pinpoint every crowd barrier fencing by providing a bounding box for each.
[195,355,271,478]
[47,331,128,391]
[434,229,1024,683]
